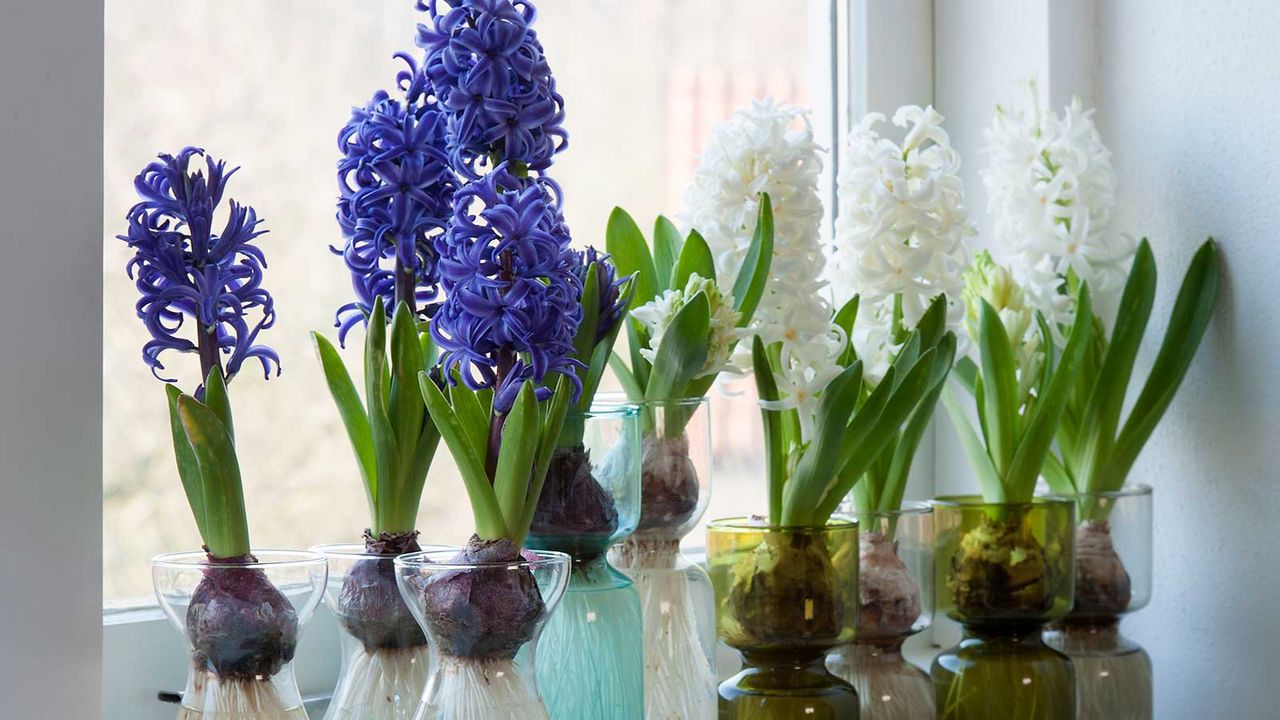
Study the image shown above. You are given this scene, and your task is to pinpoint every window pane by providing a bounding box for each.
[105,0,827,603]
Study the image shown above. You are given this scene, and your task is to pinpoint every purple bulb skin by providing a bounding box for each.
[413,536,546,660]
[337,531,428,652]
[185,556,298,680]
[528,445,619,560]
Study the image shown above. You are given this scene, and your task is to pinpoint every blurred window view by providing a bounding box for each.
[105,0,829,603]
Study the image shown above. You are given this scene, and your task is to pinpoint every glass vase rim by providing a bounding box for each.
[1042,483,1152,501]
[840,500,932,518]
[929,494,1074,510]
[393,546,571,572]
[611,395,709,410]
[307,542,457,559]
[568,395,641,419]
[151,548,325,570]
[706,515,857,533]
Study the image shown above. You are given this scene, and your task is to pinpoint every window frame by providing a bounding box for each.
[72,0,952,712]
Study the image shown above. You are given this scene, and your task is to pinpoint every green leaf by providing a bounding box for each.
[953,356,979,396]
[1075,240,1156,490]
[177,395,250,558]
[365,296,400,529]
[914,295,949,349]
[816,349,942,521]
[312,332,376,508]
[517,375,575,542]
[644,292,710,400]
[783,360,865,525]
[606,207,657,310]
[418,372,507,539]
[879,333,956,512]
[752,337,787,525]
[653,215,684,290]
[731,194,774,324]
[834,295,860,366]
[978,301,1019,474]
[493,383,540,536]
[389,303,426,498]
[1005,285,1095,502]
[1042,452,1077,496]
[573,263,601,367]
[625,319,652,389]
[673,229,716,290]
[449,381,490,469]
[165,385,207,542]
[942,386,1004,502]
[1108,238,1219,489]
[609,352,644,401]
[202,367,234,443]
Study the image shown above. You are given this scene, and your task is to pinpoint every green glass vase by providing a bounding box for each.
[930,496,1076,720]
[527,402,644,720]
[707,518,860,720]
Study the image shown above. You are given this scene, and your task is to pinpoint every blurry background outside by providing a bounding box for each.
[105,0,826,603]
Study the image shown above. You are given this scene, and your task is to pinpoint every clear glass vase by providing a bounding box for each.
[312,543,435,720]
[153,550,327,720]
[526,401,644,719]
[707,518,860,719]
[1043,484,1153,720]
[827,502,934,719]
[395,547,571,720]
[610,396,717,719]
[930,496,1076,720]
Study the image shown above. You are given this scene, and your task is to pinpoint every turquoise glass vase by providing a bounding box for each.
[527,402,644,719]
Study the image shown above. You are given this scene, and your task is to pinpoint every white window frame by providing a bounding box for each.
[1,1,1094,716]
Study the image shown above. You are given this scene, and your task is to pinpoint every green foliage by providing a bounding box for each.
[418,369,575,545]
[755,295,958,527]
[1050,238,1220,509]
[946,284,1096,504]
[171,370,250,559]
[312,296,441,534]
[607,195,775,437]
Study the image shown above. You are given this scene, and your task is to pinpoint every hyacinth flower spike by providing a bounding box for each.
[117,148,310,718]
[309,56,458,720]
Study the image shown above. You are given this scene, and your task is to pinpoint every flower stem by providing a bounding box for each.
[394,258,416,318]
[198,323,226,388]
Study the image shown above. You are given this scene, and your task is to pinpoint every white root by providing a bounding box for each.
[177,669,307,719]
[324,644,430,720]
[417,656,548,720]
[625,560,717,720]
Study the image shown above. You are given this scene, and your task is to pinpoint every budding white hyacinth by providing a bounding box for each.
[831,105,974,384]
[684,99,843,420]
[962,251,1042,402]
[983,81,1133,329]
[632,274,742,378]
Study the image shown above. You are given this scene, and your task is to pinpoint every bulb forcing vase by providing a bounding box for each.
[395,547,570,720]
[526,403,644,719]
[609,397,717,719]
[930,497,1076,720]
[707,518,860,720]
[1043,485,1153,720]
[827,503,934,719]
[313,543,435,720]
[153,550,327,720]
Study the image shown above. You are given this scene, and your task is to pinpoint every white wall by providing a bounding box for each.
[0,0,103,716]
[935,1,1280,717]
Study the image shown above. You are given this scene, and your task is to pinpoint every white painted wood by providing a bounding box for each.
[0,0,104,717]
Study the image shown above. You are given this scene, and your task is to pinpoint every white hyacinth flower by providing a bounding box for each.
[631,273,743,379]
[962,251,1043,403]
[830,105,974,384]
[983,81,1134,331]
[684,99,844,424]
